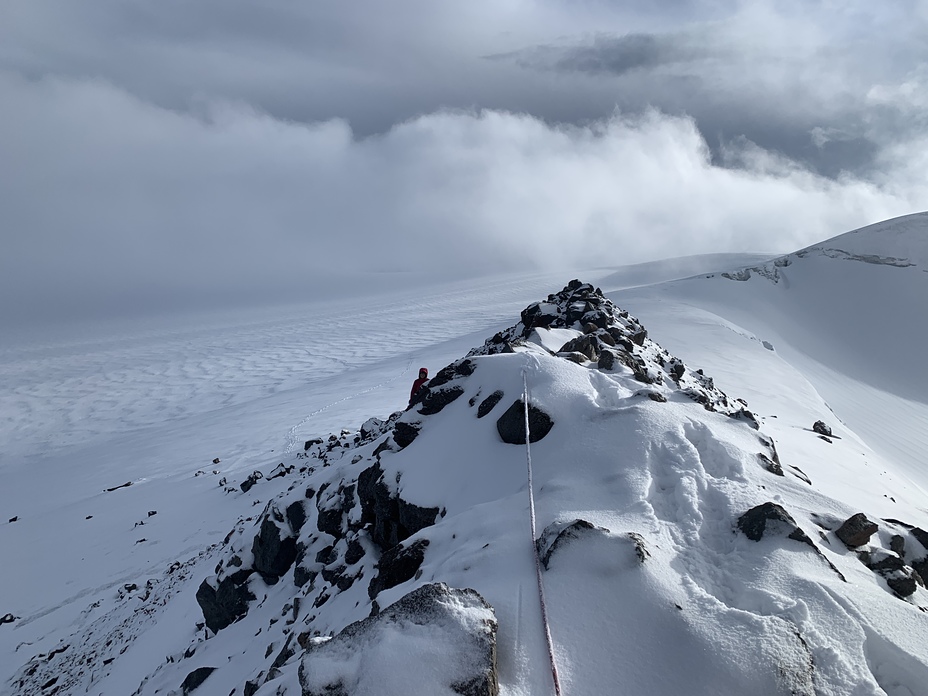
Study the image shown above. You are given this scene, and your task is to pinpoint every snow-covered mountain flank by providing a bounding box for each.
[3,214,928,695]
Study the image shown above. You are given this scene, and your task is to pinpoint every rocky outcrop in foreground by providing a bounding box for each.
[299,583,498,696]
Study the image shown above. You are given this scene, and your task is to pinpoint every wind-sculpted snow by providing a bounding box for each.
[6,274,928,696]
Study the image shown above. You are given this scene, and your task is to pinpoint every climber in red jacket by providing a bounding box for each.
[409,367,429,406]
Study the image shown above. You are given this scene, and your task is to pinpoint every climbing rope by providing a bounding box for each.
[522,366,563,696]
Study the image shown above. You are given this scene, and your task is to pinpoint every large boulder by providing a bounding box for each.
[496,400,554,444]
[195,570,255,633]
[181,667,216,695]
[252,517,298,583]
[835,513,878,548]
[316,483,356,538]
[393,421,421,448]
[300,583,498,696]
[476,390,504,419]
[812,420,833,437]
[358,463,439,550]
[418,386,465,416]
[737,503,814,547]
[368,538,430,599]
[860,550,919,597]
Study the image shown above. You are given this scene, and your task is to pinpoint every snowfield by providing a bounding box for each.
[2,215,927,696]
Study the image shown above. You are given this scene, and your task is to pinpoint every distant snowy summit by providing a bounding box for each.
[14,279,928,696]
[716,211,928,284]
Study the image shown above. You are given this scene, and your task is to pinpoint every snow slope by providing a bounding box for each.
[0,260,760,692]
[2,223,927,695]
[616,212,928,493]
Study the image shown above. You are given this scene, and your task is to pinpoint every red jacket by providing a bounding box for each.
[410,376,429,403]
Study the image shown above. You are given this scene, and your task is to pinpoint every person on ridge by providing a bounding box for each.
[409,367,429,407]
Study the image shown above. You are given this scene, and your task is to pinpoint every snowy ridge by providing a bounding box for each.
[717,211,927,285]
[9,278,928,696]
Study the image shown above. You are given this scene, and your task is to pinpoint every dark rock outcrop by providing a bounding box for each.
[813,420,833,437]
[316,484,355,538]
[496,400,554,444]
[393,421,421,448]
[737,503,814,547]
[558,335,601,362]
[910,527,928,552]
[758,453,783,476]
[196,570,255,633]
[286,501,306,535]
[368,538,430,599]
[181,666,216,694]
[300,583,498,696]
[860,550,919,597]
[240,471,263,493]
[477,390,504,419]
[418,386,465,416]
[252,518,298,583]
[345,539,365,565]
[426,359,476,390]
[835,513,878,548]
[358,462,439,549]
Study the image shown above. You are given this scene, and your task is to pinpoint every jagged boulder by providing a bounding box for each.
[358,462,440,549]
[286,500,306,534]
[181,666,216,694]
[252,517,298,583]
[368,538,430,599]
[737,503,814,547]
[426,359,476,389]
[477,390,504,418]
[558,334,601,361]
[393,421,421,448]
[813,420,833,437]
[496,400,554,444]
[195,569,255,633]
[300,583,498,696]
[835,513,878,548]
[418,385,465,415]
[910,527,928,552]
[860,550,919,597]
[240,470,263,493]
[316,483,356,538]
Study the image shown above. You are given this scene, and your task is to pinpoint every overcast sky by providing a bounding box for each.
[2,0,927,324]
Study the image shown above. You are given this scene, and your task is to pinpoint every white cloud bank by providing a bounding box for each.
[1,70,924,323]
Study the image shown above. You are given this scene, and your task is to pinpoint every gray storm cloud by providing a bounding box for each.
[1,1,927,324]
